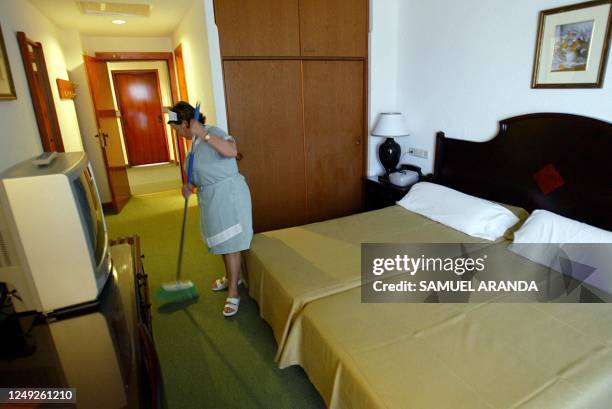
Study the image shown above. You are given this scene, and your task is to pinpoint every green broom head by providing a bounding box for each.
[156,280,199,302]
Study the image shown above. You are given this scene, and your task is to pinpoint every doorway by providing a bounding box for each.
[111,70,170,166]
[106,60,182,195]
[84,54,185,201]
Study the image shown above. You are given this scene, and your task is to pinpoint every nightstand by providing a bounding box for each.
[363,176,417,211]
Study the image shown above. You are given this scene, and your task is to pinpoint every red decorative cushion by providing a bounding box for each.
[533,164,565,195]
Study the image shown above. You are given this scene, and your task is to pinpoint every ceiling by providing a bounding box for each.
[29,0,195,37]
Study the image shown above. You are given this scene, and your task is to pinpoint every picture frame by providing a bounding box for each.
[0,23,16,99]
[531,0,612,88]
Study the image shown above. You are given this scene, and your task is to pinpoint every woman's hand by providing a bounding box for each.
[182,183,192,199]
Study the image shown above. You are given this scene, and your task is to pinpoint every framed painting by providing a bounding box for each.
[0,24,16,99]
[532,0,612,88]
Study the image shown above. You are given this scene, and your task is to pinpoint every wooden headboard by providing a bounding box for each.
[433,113,612,230]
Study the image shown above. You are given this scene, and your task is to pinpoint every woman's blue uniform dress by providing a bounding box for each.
[186,125,253,254]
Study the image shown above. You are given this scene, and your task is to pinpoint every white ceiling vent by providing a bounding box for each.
[77,1,152,17]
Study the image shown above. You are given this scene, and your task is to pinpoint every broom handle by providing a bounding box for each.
[177,141,196,282]
[176,195,189,282]
[176,102,200,282]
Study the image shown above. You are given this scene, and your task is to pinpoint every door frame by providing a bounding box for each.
[110,69,171,166]
[16,31,65,152]
[95,52,183,176]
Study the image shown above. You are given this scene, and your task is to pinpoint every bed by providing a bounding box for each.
[244,113,612,408]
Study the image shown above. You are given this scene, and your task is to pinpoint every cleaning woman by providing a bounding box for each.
[168,101,253,317]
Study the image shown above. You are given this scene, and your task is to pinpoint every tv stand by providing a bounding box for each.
[0,236,165,408]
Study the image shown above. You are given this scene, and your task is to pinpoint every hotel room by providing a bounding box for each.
[0,0,611,408]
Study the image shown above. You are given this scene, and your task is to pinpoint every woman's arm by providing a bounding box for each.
[190,120,238,158]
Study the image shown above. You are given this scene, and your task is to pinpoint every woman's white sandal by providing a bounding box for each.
[223,297,240,317]
[211,277,242,291]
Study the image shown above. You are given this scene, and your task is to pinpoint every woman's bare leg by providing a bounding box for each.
[223,252,242,310]
[212,256,231,289]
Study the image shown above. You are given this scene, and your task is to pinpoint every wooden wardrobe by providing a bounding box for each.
[214,0,368,232]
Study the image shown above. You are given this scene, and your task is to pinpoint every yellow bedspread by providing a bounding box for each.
[281,286,612,409]
[278,240,612,408]
[244,205,527,360]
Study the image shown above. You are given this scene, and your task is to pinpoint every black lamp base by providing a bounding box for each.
[378,137,401,176]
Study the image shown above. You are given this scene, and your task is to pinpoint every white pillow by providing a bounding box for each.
[510,210,612,295]
[397,182,520,241]
[513,209,612,244]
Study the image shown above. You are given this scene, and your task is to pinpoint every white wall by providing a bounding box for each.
[172,0,218,126]
[58,29,112,202]
[0,0,83,172]
[397,0,612,173]
[368,0,400,176]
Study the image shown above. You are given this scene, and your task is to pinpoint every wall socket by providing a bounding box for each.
[408,147,428,159]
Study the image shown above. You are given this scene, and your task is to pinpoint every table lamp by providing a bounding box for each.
[371,112,409,179]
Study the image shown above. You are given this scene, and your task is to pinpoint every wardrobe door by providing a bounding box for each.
[299,0,367,57]
[224,60,308,232]
[214,0,300,57]
[303,61,364,222]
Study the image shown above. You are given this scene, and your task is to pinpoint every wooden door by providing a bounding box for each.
[303,61,364,222]
[223,60,307,232]
[213,0,300,56]
[173,44,189,181]
[112,71,169,166]
[16,32,64,152]
[84,56,131,213]
[299,0,368,57]
[174,44,189,101]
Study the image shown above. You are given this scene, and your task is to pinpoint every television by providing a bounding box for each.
[0,152,111,314]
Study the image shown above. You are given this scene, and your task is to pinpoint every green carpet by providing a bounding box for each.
[105,191,325,409]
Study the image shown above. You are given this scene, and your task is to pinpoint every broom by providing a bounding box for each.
[156,102,201,303]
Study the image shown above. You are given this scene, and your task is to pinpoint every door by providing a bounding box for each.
[16,32,64,152]
[214,0,300,57]
[84,56,131,213]
[112,71,170,166]
[299,0,367,57]
[303,60,364,222]
[174,44,189,181]
[174,44,189,101]
[223,60,308,232]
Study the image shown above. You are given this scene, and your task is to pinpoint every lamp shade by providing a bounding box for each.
[371,112,409,137]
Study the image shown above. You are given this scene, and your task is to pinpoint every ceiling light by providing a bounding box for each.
[112,19,126,25]
[79,2,152,17]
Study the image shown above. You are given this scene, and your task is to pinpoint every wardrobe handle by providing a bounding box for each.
[355,139,361,146]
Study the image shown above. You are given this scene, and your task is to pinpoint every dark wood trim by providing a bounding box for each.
[95,52,173,61]
[531,0,612,88]
[16,31,64,152]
